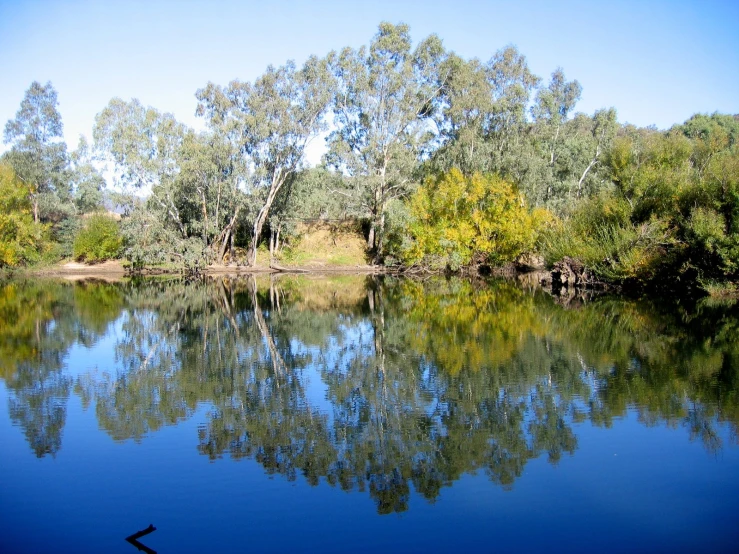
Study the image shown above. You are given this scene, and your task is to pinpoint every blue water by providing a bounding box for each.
[1,276,738,553]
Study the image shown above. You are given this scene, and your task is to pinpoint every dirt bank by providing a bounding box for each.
[27,259,388,279]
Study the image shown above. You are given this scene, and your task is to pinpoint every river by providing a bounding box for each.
[1,275,737,552]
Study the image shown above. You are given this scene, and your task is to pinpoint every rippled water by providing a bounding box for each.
[1,275,738,553]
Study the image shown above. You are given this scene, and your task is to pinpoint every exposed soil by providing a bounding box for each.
[29,258,386,279]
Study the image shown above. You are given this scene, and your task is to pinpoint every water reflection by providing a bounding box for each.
[1,275,738,512]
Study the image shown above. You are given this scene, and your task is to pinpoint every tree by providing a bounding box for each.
[93,98,186,224]
[485,46,541,174]
[327,22,448,257]
[93,98,214,267]
[428,53,494,175]
[3,81,70,223]
[69,136,105,214]
[578,109,618,195]
[531,69,582,205]
[0,163,49,267]
[197,56,334,266]
[174,130,244,262]
[429,46,541,183]
[73,213,122,262]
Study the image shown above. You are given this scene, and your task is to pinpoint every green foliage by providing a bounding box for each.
[543,122,739,287]
[52,217,82,259]
[120,204,211,271]
[543,218,673,282]
[197,55,334,266]
[3,81,71,224]
[70,136,105,214]
[73,213,122,262]
[0,164,50,267]
[382,198,416,267]
[401,169,549,269]
[327,22,446,255]
[686,206,739,275]
[541,190,673,281]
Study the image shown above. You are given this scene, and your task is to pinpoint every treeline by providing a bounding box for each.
[2,23,737,290]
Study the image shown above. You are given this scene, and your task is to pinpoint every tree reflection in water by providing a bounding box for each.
[1,275,737,512]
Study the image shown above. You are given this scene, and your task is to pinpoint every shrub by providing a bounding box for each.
[73,213,122,262]
[541,192,674,283]
[0,164,50,267]
[403,169,549,269]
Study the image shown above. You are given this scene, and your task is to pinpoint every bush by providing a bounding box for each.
[402,169,549,269]
[541,192,675,283]
[73,213,122,262]
[53,217,82,258]
[0,163,50,267]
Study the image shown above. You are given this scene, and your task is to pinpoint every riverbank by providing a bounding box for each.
[25,259,389,279]
[16,258,739,303]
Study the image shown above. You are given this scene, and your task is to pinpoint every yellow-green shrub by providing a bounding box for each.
[403,169,549,269]
[0,164,49,267]
[73,213,122,262]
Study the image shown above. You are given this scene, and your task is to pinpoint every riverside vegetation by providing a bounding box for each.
[2,23,737,294]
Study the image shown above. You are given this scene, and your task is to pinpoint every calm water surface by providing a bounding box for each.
[1,275,738,553]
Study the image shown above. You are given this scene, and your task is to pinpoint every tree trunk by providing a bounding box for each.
[201,191,208,247]
[577,157,598,196]
[367,220,376,250]
[247,170,286,266]
[229,228,235,263]
[216,205,241,263]
[269,227,275,265]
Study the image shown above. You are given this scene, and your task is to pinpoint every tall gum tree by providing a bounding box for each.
[93,98,187,234]
[571,108,619,197]
[531,69,582,203]
[197,55,334,266]
[430,54,493,174]
[174,130,243,262]
[430,46,540,178]
[485,46,541,171]
[327,22,448,257]
[3,81,69,223]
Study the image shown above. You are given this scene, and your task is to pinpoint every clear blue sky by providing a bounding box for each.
[1,0,737,154]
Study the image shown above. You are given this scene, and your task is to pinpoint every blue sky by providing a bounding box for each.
[1,0,737,155]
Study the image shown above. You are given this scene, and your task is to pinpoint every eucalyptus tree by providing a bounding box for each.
[93,98,214,267]
[428,46,541,188]
[485,46,541,170]
[428,53,494,174]
[69,136,105,214]
[197,55,334,266]
[94,98,186,223]
[3,81,70,224]
[530,68,582,205]
[565,108,619,199]
[678,112,739,178]
[174,130,243,262]
[327,22,448,257]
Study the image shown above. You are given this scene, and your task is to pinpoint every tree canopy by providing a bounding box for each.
[2,24,737,289]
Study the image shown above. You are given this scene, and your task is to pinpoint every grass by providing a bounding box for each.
[276,221,370,267]
[541,220,669,282]
[700,279,739,298]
